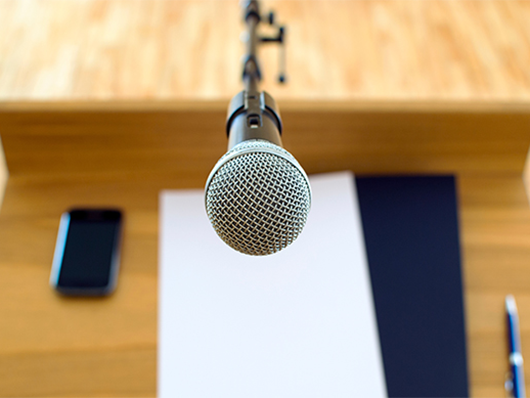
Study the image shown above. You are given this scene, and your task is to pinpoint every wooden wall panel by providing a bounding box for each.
[2,1,530,101]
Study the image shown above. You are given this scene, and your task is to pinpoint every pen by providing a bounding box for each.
[506,295,526,398]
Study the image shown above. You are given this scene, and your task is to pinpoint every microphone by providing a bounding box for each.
[204,1,311,256]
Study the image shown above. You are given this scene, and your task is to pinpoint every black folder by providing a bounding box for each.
[355,176,469,398]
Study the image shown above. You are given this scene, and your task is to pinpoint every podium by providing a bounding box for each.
[1,100,530,396]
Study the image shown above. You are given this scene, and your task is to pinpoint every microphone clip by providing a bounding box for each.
[241,1,287,85]
[259,12,286,84]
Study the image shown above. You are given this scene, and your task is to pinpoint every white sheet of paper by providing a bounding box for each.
[159,171,387,398]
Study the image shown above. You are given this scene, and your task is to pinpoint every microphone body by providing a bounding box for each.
[205,91,311,256]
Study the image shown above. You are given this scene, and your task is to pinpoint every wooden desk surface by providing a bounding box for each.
[0,101,529,397]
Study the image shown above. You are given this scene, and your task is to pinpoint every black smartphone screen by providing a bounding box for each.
[51,209,122,295]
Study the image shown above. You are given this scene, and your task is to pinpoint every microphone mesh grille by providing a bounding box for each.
[205,140,311,256]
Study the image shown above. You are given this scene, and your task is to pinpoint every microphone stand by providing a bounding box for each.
[226,0,286,150]
[242,0,261,94]
[204,2,311,256]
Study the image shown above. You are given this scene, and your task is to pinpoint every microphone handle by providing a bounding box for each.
[226,90,283,150]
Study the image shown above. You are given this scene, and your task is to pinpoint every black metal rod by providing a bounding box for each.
[242,0,262,94]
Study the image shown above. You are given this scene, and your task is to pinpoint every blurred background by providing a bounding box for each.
[2,0,530,101]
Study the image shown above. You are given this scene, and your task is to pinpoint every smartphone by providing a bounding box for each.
[50,209,123,296]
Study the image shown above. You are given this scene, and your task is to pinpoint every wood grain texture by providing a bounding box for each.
[2,0,530,100]
[0,101,529,396]
[1,101,530,180]
[0,138,7,207]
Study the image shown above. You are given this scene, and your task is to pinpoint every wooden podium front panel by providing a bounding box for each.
[1,101,530,180]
